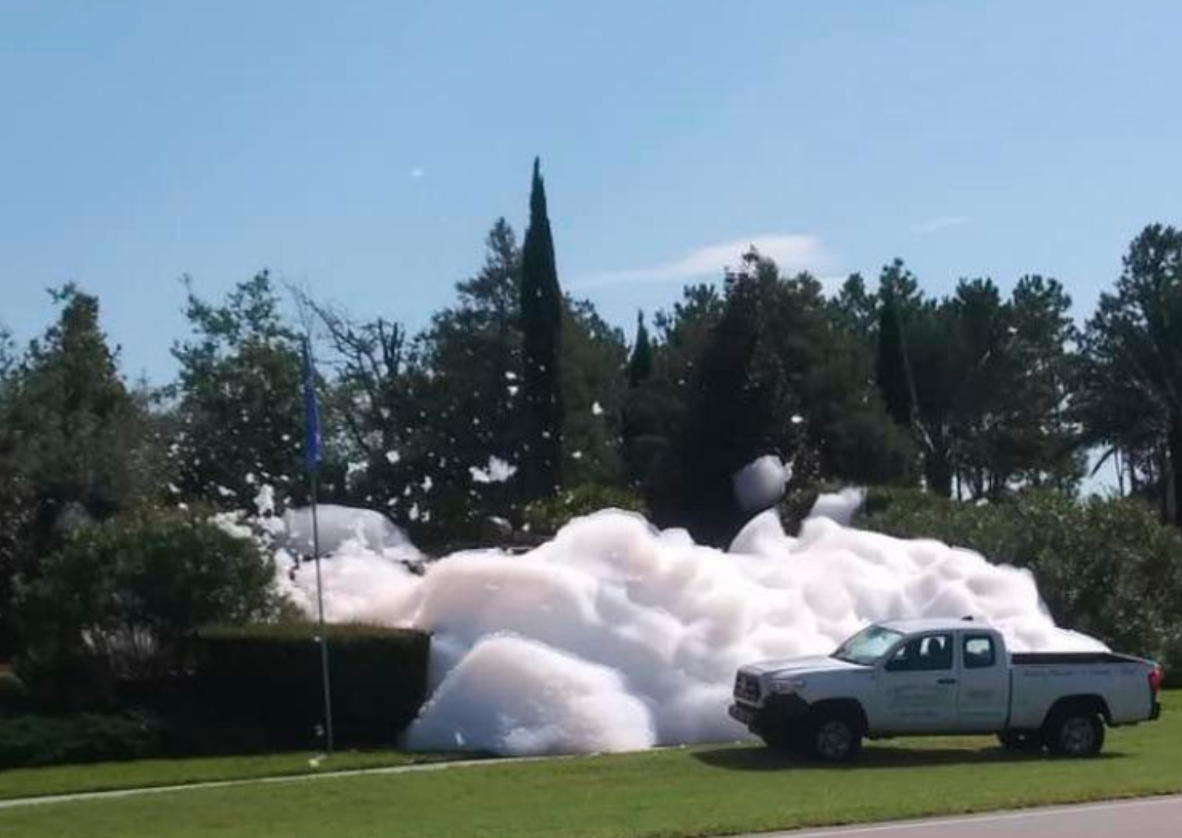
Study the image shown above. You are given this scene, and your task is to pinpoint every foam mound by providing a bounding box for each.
[281,504,420,559]
[277,495,1105,756]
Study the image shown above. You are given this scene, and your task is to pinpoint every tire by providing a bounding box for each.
[997,730,1042,751]
[808,711,862,763]
[1043,711,1105,757]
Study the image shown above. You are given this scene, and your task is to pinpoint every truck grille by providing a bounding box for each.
[734,672,761,703]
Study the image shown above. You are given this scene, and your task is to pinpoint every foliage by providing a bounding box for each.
[191,623,430,751]
[171,272,306,508]
[873,263,1081,498]
[0,669,30,716]
[519,158,565,500]
[857,487,1182,664]
[645,250,911,542]
[14,508,285,705]
[0,287,164,654]
[522,484,647,534]
[560,298,627,488]
[1075,224,1182,525]
[0,712,165,770]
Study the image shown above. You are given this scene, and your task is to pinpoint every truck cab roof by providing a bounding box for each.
[876,617,992,634]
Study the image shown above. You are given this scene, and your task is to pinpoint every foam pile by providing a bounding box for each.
[274,497,1104,756]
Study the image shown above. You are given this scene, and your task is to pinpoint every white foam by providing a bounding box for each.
[732,455,791,512]
[281,504,420,560]
[276,503,1105,756]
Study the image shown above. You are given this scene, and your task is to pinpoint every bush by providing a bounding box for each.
[0,712,165,770]
[189,623,430,752]
[523,484,647,535]
[14,506,288,707]
[0,669,29,716]
[857,487,1182,667]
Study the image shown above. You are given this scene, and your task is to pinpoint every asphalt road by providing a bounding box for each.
[749,795,1182,837]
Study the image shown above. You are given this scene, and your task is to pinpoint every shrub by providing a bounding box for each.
[14,506,288,708]
[523,484,647,535]
[0,669,29,716]
[189,622,430,752]
[857,487,1182,667]
[0,712,165,770]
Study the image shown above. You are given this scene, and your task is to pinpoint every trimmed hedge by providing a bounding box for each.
[189,623,430,752]
[0,712,165,770]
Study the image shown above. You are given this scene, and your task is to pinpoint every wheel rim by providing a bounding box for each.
[1060,717,1095,755]
[816,721,852,759]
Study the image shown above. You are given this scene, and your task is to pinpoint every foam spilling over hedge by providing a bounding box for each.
[270,495,1103,756]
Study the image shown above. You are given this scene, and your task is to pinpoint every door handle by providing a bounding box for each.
[937,678,957,685]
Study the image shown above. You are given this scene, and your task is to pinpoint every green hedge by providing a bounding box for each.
[0,712,165,770]
[189,623,430,752]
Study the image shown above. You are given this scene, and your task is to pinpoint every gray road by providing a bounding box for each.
[752,795,1182,838]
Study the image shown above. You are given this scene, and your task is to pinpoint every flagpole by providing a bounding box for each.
[310,467,335,755]
[303,337,334,756]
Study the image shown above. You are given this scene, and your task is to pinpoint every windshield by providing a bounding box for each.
[831,625,905,666]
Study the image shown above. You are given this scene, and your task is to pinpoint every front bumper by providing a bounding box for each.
[728,694,811,734]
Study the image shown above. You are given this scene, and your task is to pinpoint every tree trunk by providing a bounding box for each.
[925,451,954,498]
[1167,422,1182,529]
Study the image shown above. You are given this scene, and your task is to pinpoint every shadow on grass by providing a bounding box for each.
[693,744,1127,772]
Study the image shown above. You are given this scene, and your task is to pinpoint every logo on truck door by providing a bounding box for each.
[883,633,955,718]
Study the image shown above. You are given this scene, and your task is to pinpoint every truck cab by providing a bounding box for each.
[729,618,1162,762]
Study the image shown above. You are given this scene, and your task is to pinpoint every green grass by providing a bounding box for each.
[0,749,459,802]
[1,693,1178,838]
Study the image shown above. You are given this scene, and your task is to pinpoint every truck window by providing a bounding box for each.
[885,633,952,671]
[963,635,996,669]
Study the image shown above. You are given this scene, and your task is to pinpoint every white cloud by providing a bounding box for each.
[410,167,426,179]
[913,215,967,235]
[577,233,833,287]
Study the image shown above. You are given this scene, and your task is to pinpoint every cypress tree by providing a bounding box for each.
[876,289,915,429]
[627,310,653,387]
[519,158,564,499]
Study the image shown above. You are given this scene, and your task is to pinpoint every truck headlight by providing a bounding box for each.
[771,677,806,694]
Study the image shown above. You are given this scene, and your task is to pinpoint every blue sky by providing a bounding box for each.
[2,0,1180,385]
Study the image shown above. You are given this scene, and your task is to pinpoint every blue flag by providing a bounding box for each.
[301,338,321,471]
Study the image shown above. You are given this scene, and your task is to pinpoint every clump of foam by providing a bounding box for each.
[276,493,1106,756]
[281,504,420,559]
[732,455,791,512]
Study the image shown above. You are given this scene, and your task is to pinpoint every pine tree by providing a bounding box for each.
[875,289,914,429]
[627,311,653,387]
[518,158,564,500]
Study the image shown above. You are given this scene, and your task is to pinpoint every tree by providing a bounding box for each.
[519,158,565,500]
[397,219,524,537]
[171,272,306,509]
[627,311,653,387]
[560,298,627,487]
[1076,224,1182,526]
[875,287,915,429]
[0,288,160,654]
[15,508,285,703]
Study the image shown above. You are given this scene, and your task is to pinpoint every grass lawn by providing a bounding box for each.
[0,749,460,802]
[1,692,1177,838]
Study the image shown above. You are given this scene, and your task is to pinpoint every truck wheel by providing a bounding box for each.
[997,730,1041,751]
[1044,711,1105,757]
[809,712,862,763]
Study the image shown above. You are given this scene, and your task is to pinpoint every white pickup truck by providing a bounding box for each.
[729,618,1163,762]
